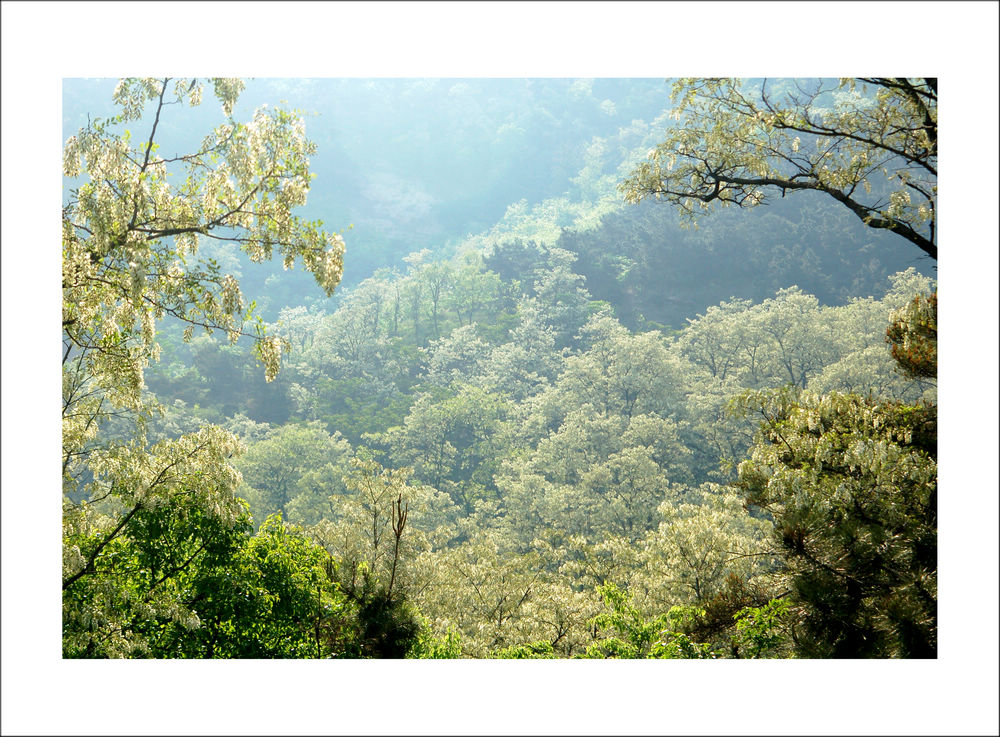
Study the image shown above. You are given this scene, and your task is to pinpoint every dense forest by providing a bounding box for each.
[0,0,992,731]
[57,76,949,664]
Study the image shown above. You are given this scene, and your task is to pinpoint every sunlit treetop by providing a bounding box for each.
[621,78,937,259]
[62,77,346,396]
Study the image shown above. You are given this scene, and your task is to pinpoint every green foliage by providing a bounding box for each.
[307,455,437,657]
[408,620,463,659]
[734,388,937,657]
[490,641,557,659]
[349,580,422,658]
[377,384,514,512]
[484,238,548,289]
[650,607,718,659]
[687,572,776,654]
[196,515,348,659]
[235,421,352,526]
[314,377,415,445]
[732,598,792,658]
[64,508,354,659]
[63,495,247,658]
[586,582,715,659]
[63,426,247,657]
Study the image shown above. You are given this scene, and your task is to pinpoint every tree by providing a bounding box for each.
[749,287,838,389]
[886,291,937,381]
[418,259,454,339]
[421,324,492,388]
[235,421,353,525]
[496,409,692,545]
[63,497,354,658]
[641,487,777,609]
[62,434,247,657]
[674,273,936,418]
[483,237,548,288]
[584,583,717,659]
[416,532,546,657]
[530,247,593,348]
[445,252,505,327]
[728,282,938,659]
[676,298,754,381]
[308,456,449,657]
[62,78,347,656]
[299,278,397,386]
[63,78,345,391]
[733,386,937,657]
[156,514,353,659]
[621,78,937,259]
[378,384,514,512]
[561,311,685,419]
[482,297,562,401]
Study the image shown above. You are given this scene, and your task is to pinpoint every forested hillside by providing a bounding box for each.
[62,76,938,661]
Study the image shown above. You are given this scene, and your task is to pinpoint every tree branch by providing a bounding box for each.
[657,171,937,260]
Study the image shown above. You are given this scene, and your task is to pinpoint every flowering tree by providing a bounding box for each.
[621,78,937,259]
[62,78,347,655]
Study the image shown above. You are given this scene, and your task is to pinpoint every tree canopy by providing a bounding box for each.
[61,78,348,656]
[58,77,943,668]
[620,78,937,259]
